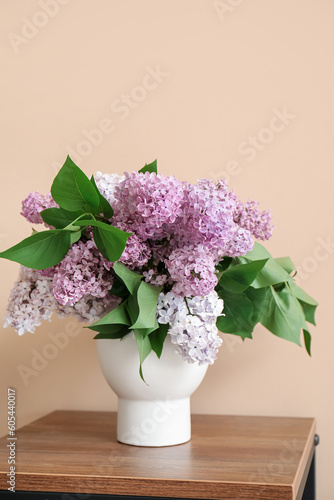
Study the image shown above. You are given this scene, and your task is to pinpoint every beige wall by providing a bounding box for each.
[0,0,333,497]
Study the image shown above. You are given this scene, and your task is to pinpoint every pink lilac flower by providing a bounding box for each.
[113,171,184,240]
[118,232,151,270]
[165,245,218,297]
[143,269,168,286]
[52,239,114,306]
[233,199,273,241]
[223,227,254,257]
[21,192,58,226]
[173,179,237,253]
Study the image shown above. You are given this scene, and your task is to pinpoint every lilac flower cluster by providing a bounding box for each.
[233,200,273,241]
[112,171,184,240]
[157,291,224,365]
[51,239,115,306]
[165,245,217,297]
[94,171,125,206]
[4,267,57,335]
[5,166,273,366]
[21,192,57,226]
[119,233,151,270]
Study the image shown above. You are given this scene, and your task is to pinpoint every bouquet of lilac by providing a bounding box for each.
[0,157,317,379]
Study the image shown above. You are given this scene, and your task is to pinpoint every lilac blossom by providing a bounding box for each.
[156,291,224,365]
[165,245,218,297]
[172,179,237,253]
[113,171,184,240]
[52,240,114,306]
[223,227,254,257]
[233,199,273,240]
[143,269,169,287]
[4,266,58,335]
[21,192,58,226]
[118,233,151,270]
[93,171,124,207]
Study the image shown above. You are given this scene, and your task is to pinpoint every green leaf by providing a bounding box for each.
[93,325,130,339]
[238,243,293,288]
[51,155,99,211]
[289,282,318,306]
[275,256,296,274]
[240,257,293,288]
[110,276,130,298]
[92,225,132,262]
[70,231,82,245]
[41,207,85,229]
[218,259,268,293]
[244,286,271,325]
[138,159,157,174]
[299,301,317,325]
[134,329,152,383]
[150,323,169,358]
[124,277,161,382]
[127,290,140,324]
[303,328,312,356]
[243,242,272,260]
[216,257,233,272]
[90,175,114,218]
[138,322,159,339]
[0,230,71,270]
[289,282,318,325]
[216,289,254,338]
[113,262,143,295]
[260,286,303,346]
[88,300,131,331]
[130,281,162,330]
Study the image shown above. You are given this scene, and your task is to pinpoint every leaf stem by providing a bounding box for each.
[63,212,95,231]
[184,297,192,315]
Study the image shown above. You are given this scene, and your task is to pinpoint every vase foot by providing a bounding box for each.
[117,397,191,447]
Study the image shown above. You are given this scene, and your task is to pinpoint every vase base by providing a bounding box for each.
[117,397,191,447]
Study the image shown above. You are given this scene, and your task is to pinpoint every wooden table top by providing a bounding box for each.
[0,411,315,500]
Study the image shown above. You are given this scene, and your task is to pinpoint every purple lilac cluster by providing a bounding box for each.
[233,200,273,241]
[112,171,184,240]
[165,245,218,297]
[51,239,114,306]
[21,192,58,226]
[6,167,273,365]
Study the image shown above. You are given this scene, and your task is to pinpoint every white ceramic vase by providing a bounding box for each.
[96,332,208,447]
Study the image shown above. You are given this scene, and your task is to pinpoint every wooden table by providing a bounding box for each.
[0,411,317,500]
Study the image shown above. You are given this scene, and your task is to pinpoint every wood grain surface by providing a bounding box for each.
[0,411,316,499]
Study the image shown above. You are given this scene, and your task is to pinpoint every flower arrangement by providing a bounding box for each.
[0,157,317,380]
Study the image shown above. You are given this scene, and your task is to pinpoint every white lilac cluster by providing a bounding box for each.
[157,291,224,365]
[93,171,125,207]
[4,267,57,335]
